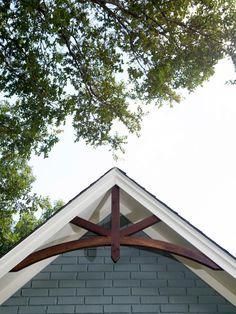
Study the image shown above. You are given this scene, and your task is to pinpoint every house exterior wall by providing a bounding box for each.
[0,246,236,314]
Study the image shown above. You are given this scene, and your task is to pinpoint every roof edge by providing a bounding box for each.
[114,168,236,277]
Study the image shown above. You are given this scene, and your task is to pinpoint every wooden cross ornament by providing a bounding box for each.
[11,185,221,271]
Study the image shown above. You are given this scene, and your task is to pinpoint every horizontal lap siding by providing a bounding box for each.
[1,246,235,314]
[1,218,235,313]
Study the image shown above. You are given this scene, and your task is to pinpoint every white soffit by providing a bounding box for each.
[0,192,113,305]
[0,169,116,280]
[113,168,236,277]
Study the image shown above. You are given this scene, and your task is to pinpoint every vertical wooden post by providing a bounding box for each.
[111,185,120,262]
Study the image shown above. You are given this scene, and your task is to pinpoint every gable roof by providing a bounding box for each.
[0,167,235,305]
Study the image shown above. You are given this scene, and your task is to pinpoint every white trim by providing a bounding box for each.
[0,193,112,304]
[177,257,236,306]
[0,170,115,280]
[0,257,57,304]
[0,168,235,304]
[141,224,236,305]
[114,169,236,277]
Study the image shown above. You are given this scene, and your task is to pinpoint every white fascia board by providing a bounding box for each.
[0,227,85,304]
[176,257,236,306]
[0,170,116,280]
[0,257,57,304]
[114,169,236,277]
[0,167,235,302]
[0,192,113,304]
[125,212,236,305]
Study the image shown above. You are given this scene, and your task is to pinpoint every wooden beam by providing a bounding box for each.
[111,185,120,262]
[70,216,110,236]
[71,214,160,238]
[119,237,221,270]
[120,215,161,236]
[11,236,221,272]
[11,237,111,272]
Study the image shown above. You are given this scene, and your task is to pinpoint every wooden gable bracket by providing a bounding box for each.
[11,186,221,272]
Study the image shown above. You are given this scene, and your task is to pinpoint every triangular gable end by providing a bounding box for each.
[0,168,235,305]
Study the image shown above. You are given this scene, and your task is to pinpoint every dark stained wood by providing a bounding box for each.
[11,236,221,272]
[70,214,160,237]
[70,216,110,236]
[11,237,111,272]
[11,184,221,272]
[120,215,161,236]
[119,237,221,270]
[111,185,120,262]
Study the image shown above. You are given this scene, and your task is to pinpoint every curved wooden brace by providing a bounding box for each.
[11,236,221,271]
[121,237,221,270]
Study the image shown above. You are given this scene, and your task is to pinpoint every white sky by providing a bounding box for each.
[30,59,236,257]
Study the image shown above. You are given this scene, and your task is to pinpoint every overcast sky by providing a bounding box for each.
[30,58,236,256]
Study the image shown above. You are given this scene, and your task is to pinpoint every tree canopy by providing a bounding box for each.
[0,152,64,255]
[0,0,235,254]
[1,0,235,154]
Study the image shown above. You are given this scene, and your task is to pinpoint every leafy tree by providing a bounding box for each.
[0,0,235,253]
[12,198,64,241]
[0,0,235,155]
[0,153,63,255]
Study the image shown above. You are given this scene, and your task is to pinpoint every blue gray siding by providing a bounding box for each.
[1,217,235,313]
